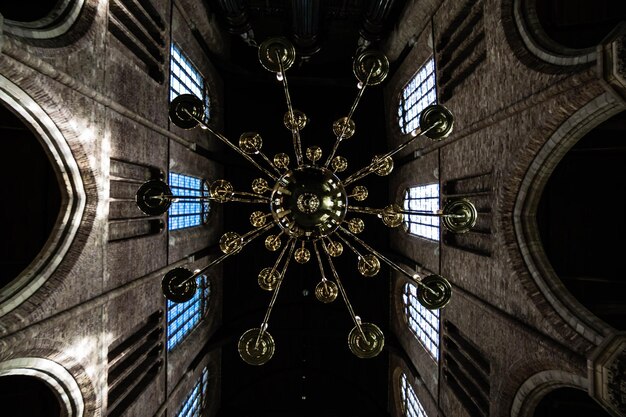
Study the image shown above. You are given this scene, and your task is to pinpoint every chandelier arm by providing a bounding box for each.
[347,206,382,216]
[396,209,465,219]
[233,191,271,201]
[312,241,327,281]
[270,237,293,275]
[256,239,297,345]
[241,222,275,242]
[173,251,233,289]
[276,51,304,166]
[257,151,282,175]
[322,236,342,252]
[173,223,274,289]
[154,194,269,204]
[343,122,442,186]
[333,231,365,260]
[227,196,270,204]
[324,66,374,168]
[337,226,438,296]
[181,108,278,180]
[321,240,367,340]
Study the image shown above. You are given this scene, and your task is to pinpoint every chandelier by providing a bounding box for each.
[135,38,476,365]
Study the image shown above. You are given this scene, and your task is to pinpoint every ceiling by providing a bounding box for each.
[206,1,405,415]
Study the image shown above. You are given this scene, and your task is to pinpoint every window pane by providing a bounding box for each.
[400,373,429,417]
[170,43,210,120]
[398,57,437,135]
[168,172,210,231]
[174,367,209,417]
[403,184,440,242]
[403,282,440,360]
[167,275,211,350]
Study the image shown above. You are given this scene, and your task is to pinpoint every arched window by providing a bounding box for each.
[166,275,210,350]
[533,387,612,417]
[0,102,61,290]
[402,184,440,241]
[400,372,429,417]
[533,0,626,50]
[0,375,61,417]
[174,367,209,417]
[398,57,436,135]
[167,172,210,231]
[537,110,626,330]
[403,283,440,360]
[170,43,211,120]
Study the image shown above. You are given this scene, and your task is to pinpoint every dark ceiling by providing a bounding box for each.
[207,1,404,415]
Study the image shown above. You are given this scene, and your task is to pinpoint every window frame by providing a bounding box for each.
[174,367,209,417]
[400,372,429,417]
[397,56,437,135]
[402,282,440,361]
[167,172,210,231]
[402,183,440,241]
[166,274,211,351]
[169,42,211,120]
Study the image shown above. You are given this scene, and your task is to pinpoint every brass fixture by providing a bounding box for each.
[136,37,476,365]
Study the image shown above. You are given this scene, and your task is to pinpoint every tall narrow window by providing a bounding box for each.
[168,172,210,231]
[166,275,210,350]
[398,57,436,135]
[170,43,210,119]
[174,367,209,417]
[400,373,429,417]
[403,184,440,241]
[403,283,440,360]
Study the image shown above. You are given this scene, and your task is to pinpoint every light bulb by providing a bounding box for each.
[276,72,284,81]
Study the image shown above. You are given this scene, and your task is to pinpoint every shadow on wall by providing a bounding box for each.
[0,103,62,289]
[534,0,626,49]
[533,387,611,417]
[0,1,58,22]
[0,375,61,417]
[537,110,626,330]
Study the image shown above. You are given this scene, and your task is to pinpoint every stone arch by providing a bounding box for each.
[500,0,600,73]
[512,0,597,66]
[511,370,588,417]
[0,75,86,317]
[0,0,99,48]
[0,357,85,417]
[511,92,624,347]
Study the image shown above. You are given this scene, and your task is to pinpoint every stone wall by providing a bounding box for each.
[0,0,225,416]
[384,0,626,416]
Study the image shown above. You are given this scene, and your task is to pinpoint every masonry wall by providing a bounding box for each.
[0,0,226,416]
[384,0,626,416]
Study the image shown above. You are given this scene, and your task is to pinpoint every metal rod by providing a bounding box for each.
[334,231,364,259]
[321,240,366,339]
[396,209,465,219]
[258,151,282,175]
[312,241,327,281]
[344,121,441,186]
[228,197,269,204]
[177,223,274,286]
[148,194,208,201]
[324,66,374,168]
[256,239,297,345]
[276,52,304,165]
[149,193,268,205]
[333,232,380,272]
[348,206,382,215]
[337,226,437,295]
[182,108,278,180]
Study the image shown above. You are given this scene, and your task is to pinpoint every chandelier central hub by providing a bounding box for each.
[296,193,321,214]
[270,166,348,240]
